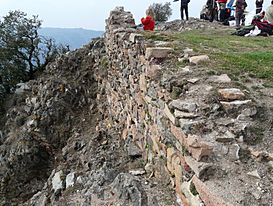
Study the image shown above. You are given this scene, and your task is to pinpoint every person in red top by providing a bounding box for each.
[141,8,155,31]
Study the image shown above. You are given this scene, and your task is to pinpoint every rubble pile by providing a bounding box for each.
[0,41,101,205]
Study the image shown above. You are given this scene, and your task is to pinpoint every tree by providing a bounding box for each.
[149,2,172,22]
[0,10,66,91]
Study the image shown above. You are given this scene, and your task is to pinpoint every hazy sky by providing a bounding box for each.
[0,0,270,31]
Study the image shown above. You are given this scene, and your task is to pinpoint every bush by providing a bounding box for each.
[149,2,172,22]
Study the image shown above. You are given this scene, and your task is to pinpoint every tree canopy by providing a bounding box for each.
[0,10,66,93]
[149,2,172,22]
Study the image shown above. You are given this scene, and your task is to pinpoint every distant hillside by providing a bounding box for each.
[39,27,104,49]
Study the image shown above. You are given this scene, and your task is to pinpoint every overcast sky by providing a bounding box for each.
[0,0,270,31]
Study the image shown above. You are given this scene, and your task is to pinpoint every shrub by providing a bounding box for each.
[149,2,172,22]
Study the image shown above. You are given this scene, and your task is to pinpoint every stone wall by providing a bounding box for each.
[101,7,215,206]
[98,7,273,206]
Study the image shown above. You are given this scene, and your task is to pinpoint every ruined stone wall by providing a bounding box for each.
[99,7,273,206]
[100,7,216,206]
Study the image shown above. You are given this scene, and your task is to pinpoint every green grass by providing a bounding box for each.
[144,29,273,84]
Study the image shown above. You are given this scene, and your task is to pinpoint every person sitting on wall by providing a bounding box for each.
[141,8,155,31]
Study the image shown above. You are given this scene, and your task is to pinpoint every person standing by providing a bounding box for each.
[206,0,218,22]
[217,0,228,21]
[180,0,191,20]
[234,0,248,29]
[256,0,264,14]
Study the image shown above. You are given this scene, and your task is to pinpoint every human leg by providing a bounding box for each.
[185,5,189,20]
[180,6,184,20]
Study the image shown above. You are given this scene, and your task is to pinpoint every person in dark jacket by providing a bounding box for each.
[256,0,264,14]
[234,0,248,29]
[180,0,191,20]
[206,0,218,22]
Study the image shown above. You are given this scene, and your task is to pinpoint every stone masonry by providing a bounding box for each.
[97,7,273,206]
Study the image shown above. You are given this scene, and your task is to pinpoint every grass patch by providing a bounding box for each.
[144,29,273,83]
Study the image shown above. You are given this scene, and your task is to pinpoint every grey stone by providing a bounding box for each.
[215,131,236,143]
[220,100,251,110]
[164,103,178,126]
[207,74,231,83]
[145,47,173,59]
[184,156,213,178]
[127,141,142,158]
[52,170,64,192]
[218,88,245,101]
[111,173,148,206]
[169,100,197,112]
[247,170,261,179]
[174,110,198,119]
[15,83,30,94]
[129,169,146,176]
[189,55,209,65]
[187,78,200,84]
[66,172,76,188]
[129,33,143,43]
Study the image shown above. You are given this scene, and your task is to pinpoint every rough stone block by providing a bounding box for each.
[220,100,251,110]
[129,33,143,43]
[218,88,245,101]
[171,124,187,146]
[189,55,209,65]
[187,135,214,161]
[184,156,213,178]
[145,47,173,59]
[192,176,233,206]
[207,74,231,83]
[164,103,178,126]
[169,100,197,112]
[174,110,198,119]
[139,73,147,94]
[146,64,162,81]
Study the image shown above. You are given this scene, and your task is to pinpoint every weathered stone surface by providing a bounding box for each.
[129,33,143,43]
[15,83,30,94]
[174,110,198,118]
[184,156,213,178]
[207,74,231,83]
[215,131,236,143]
[169,100,197,112]
[218,88,245,101]
[146,64,162,81]
[189,55,209,65]
[187,78,200,84]
[181,180,203,206]
[192,176,233,206]
[220,100,251,110]
[164,103,178,126]
[247,170,261,179]
[52,171,64,192]
[111,173,148,206]
[170,124,187,146]
[139,73,147,93]
[187,135,214,161]
[145,47,173,59]
[129,169,146,176]
[167,147,176,174]
[65,172,76,188]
